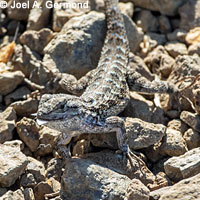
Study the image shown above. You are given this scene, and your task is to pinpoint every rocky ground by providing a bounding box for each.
[0,0,200,199]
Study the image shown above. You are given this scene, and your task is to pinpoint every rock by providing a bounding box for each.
[140,33,167,56]
[61,158,150,200]
[0,27,6,37]
[164,41,188,58]
[188,43,200,55]
[0,144,28,187]
[80,150,155,187]
[7,20,25,36]
[179,0,200,31]
[0,189,24,200]
[72,138,92,156]
[159,173,200,200]
[167,29,187,43]
[4,86,31,105]
[167,119,188,133]
[150,186,172,200]
[0,71,25,95]
[43,11,143,78]
[27,0,51,30]
[0,107,16,143]
[160,128,188,156]
[145,45,174,78]
[20,28,54,55]
[123,92,168,124]
[7,0,34,20]
[24,188,35,200]
[185,27,200,45]
[125,117,166,150]
[53,0,91,32]
[26,157,46,183]
[20,173,37,188]
[11,98,39,116]
[128,0,184,16]
[180,111,200,132]
[3,140,24,151]
[0,188,7,197]
[118,2,134,17]
[16,117,40,152]
[183,128,200,150]
[164,147,200,182]
[12,44,51,85]
[34,181,54,200]
[34,144,53,157]
[158,15,171,34]
[134,10,158,33]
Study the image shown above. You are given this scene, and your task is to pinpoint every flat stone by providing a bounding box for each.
[16,117,40,152]
[164,147,200,182]
[27,0,51,30]
[0,71,25,95]
[53,0,91,32]
[20,28,54,55]
[180,111,200,132]
[165,41,188,58]
[0,189,24,200]
[128,0,184,16]
[159,173,200,200]
[0,144,28,187]
[61,158,150,200]
[80,150,155,187]
[179,0,200,31]
[126,117,166,150]
[43,11,143,78]
[160,128,188,156]
[183,128,200,150]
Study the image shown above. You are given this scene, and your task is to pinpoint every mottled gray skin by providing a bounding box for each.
[37,0,176,160]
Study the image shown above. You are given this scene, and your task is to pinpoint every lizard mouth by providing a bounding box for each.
[36,118,49,126]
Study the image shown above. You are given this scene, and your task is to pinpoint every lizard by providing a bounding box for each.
[36,0,177,165]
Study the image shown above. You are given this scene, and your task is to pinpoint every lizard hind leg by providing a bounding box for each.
[105,116,146,172]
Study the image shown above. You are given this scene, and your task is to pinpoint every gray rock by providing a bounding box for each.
[0,71,25,95]
[11,98,39,116]
[0,189,24,200]
[80,150,155,186]
[135,10,158,33]
[12,44,50,85]
[167,119,188,134]
[179,0,200,31]
[20,173,37,188]
[160,128,188,156]
[165,41,188,58]
[188,43,200,55]
[158,15,171,33]
[4,86,31,105]
[0,144,28,187]
[159,173,200,200]
[27,0,51,30]
[20,28,54,55]
[43,11,143,78]
[0,187,7,197]
[53,0,91,32]
[128,0,184,16]
[23,188,35,200]
[26,157,46,183]
[61,158,150,200]
[150,185,171,200]
[164,147,200,182]
[7,0,34,20]
[16,117,40,152]
[167,29,187,43]
[180,111,200,132]
[183,128,200,150]
[0,107,16,143]
[126,117,166,150]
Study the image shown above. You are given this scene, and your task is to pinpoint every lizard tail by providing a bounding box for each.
[105,0,119,11]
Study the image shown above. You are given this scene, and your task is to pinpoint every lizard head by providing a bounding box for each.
[36,94,81,126]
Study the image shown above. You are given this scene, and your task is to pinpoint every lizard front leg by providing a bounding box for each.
[59,69,96,95]
[127,71,178,94]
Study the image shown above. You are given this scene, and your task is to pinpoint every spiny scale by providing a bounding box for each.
[81,0,130,117]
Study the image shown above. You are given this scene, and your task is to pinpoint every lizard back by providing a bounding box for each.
[81,0,130,117]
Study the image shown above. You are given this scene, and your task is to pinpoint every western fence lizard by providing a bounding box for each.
[37,0,177,163]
